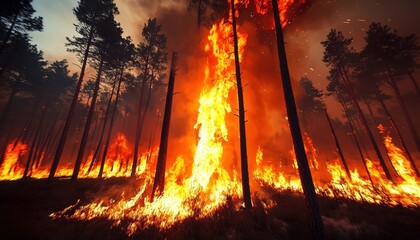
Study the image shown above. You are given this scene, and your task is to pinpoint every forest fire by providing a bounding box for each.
[254,126,420,207]
[0,132,147,179]
[1,0,420,239]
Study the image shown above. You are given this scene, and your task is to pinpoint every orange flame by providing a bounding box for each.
[255,0,308,27]
[0,141,27,180]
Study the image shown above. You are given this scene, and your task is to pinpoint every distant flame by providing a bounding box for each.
[0,142,27,180]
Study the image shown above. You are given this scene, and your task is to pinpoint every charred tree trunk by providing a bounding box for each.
[132,54,151,178]
[324,108,351,178]
[407,71,420,95]
[0,87,17,134]
[99,66,124,178]
[271,1,325,239]
[151,53,177,199]
[72,54,105,181]
[49,26,95,180]
[337,94,374,185]
[386,70,420,153]
[364,100,376,124]
[339,69,394,182]
[23,105,47,178]
[231,0,252,209]
[88,77,117,173]
[379,98,420,177]
[36,110,60,168]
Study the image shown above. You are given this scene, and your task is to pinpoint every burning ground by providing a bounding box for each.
[1,178,420,239]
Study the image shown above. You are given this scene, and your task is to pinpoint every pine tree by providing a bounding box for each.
[132,18,167,178]
[49,0,118,179]
[230,0,252,209]
[0,0,43,55]
[271,0,324,238]
[321,29,394,182]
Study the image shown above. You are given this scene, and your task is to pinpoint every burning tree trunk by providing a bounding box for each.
[379,98,420,177]
[151,53,177,199]
[23,105,47,178]
[231,0,252,209]
[324,108,351,178]
[88,77,117,173]
[72,55,105,181]
[271,0,324,239]
[132,74,148,178]
[339,70,394,182]
[49,26,94,180]
[36,110,61,168]
[99,67,124,178]
[338,95,374,185]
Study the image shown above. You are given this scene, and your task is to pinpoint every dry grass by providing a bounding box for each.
[0,179,419,239]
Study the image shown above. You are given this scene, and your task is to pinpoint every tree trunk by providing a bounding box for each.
[407,71,420,95]
[364,100,376,124]
[88,77,117,174]
[71,54,105,181]
[379,98,420,177]
[98,66,124,178]
[340,69,394,182]
[386,70,420,153]
[49,25,95,180]
[324,108,351,178]
[132,54,151,177]
[340,98,374,185]
[230,0,252,209]
[271,1,325,239]
[151,53,177,199]
[23,105,47,178]
[36,110,60,168]
[0,87,17,134]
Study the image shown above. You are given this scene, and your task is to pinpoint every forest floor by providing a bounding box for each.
[0,178,419,240]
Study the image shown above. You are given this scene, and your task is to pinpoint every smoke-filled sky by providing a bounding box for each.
[30,0,420,108]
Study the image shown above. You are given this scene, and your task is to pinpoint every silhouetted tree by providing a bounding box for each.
[361,22,420,152]
[230,0,252,209]
[297,76,326,133]
[132,18,167,178]
[272,0,324,239]
[49,0,118,179]
[72,13,123,180]
[98,37,136,177]
[0,0,43,55]
[188,0,228,27]
[322,29,394,182]
[326,71,374,185]
[151,52,177,199]
[0,34,45,134]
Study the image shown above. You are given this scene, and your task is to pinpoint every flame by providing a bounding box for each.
[255,0,308,27]
[254,130,420,207]
[50,1,249,233]
[0,133,151,180]
[1,0,419,237]
[82,133,135,178]
[291,132,319,170]
[0,142,27,180]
